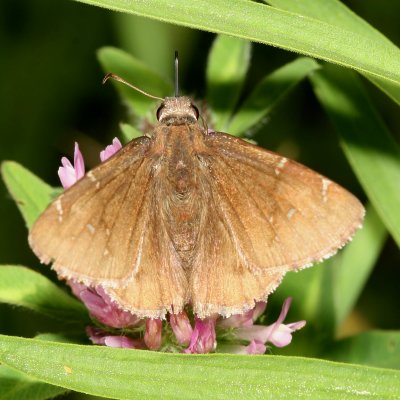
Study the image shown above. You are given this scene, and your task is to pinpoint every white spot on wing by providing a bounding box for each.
[132,234,145,274]
[321,178,331,203]
[86,223,95,234]
[55,196,63,222]
[287,208,296,220]
[87,171,97,182]
[274,157,288,175]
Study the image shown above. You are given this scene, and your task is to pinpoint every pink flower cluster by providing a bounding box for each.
[59,139,306,354]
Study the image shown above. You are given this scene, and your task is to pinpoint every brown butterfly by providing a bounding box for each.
[29,70,365,320]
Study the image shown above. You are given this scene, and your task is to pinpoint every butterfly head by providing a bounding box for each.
[156,96,199,125]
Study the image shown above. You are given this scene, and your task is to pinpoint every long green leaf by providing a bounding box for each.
[325,330,400,370]
[206,35,251,131]
[74,0,400,87]
[1,161,61,229]
[266,0,400,105]
[0,366,68,400]
[265,0,395,46]
[0,265,87,321]
[310,65,400,247]
[228,57,320,135]
[0,335,399,399]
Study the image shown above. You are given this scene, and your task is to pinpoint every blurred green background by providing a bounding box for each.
[0,0,399,348]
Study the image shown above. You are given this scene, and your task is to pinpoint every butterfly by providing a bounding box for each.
[29,74,365,320]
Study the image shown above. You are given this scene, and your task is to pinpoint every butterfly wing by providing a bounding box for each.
[190,132,364,317]
[29,137,188,317]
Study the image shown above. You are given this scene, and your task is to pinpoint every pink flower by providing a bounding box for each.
[86,327,145,349]
[218,340,267,355]
[100,137,122,162]
[144,319,163,350]
[184,317,217,354]
[69,281,142,329]
[169,311,193,345]
[58,142,85,189]
[234,298,306,348]
[58,138,122,190]
[218,302,266,329]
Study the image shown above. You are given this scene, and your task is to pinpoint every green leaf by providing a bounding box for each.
[97,46,172,118]
[1,161,61,229]
[325,331,400,370]
[119,122,143,143]
[206,35,251,131]
[74,0,400,87]
[0,365,68,400]
[310,65,400,247]
[266,0,400,105]
[0,335,399,399]
[0,265,87,322]
[228,57,320,136]
[333,204,387,327]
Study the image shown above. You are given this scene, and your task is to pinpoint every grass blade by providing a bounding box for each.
[0,335,399,399]
[266,0,400,105]
[74,0,400,87]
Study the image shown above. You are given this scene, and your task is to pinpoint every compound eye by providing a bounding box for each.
[191,104,200,120]
[156,104,165,120]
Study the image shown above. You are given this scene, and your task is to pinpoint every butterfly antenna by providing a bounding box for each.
[175,50,179,97]
[102,73,164,101]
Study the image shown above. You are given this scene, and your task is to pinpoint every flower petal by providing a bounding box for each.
[69,281,142,328]
[144,319,163,350]
[86,327,144,349]
[58,157,77,189]
[73,142,85,179]
[218,301,266,329]
[170,312,193,345]
[100,137,122,162]
[58,143,85,189]
[246,340,267,355]
[235,325,272,343]
[184,317,216,354]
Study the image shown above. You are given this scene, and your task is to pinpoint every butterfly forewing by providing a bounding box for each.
[203,132,364,272]
[30,137,157,285]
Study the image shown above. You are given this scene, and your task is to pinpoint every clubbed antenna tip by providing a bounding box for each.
[102,72,163,101]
